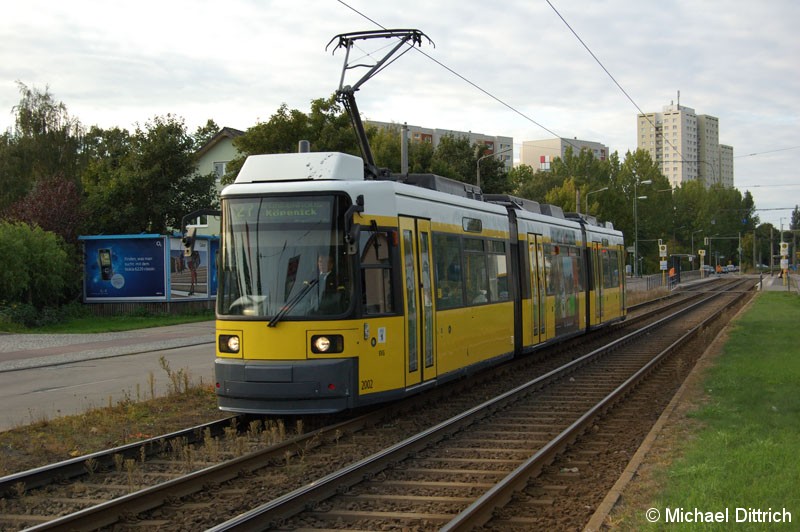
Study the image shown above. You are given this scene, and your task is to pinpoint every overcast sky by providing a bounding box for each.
[2,0,798,227]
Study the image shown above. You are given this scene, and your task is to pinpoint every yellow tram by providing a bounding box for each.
[213,151,626,414]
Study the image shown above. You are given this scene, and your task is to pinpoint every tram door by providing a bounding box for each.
[399,217,436,387]
[527,234,545,344]
[593,242,604,323]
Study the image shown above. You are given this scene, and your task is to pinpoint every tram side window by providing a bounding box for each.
[433,233,464,309]
[488,240,509,301]
[360,231,395,315]
[544,244,557,296]
[602,250,616,289]
[571,247,584,292]
[608,250,620,287]
[560,247,576,295]
[465,238,489,305]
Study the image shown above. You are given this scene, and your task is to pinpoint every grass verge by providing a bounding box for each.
[610,292,800,530]
[0,307,214,334]
[31,310,214,333]
[0,385,221,476]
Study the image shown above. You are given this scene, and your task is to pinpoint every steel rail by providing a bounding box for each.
[12,279,752,530]
[442,282,752,529]
[0,415,240,497]
[20,411,384,531]
[208,284,746,531]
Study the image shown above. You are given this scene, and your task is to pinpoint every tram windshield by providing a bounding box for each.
[217,195,353,320]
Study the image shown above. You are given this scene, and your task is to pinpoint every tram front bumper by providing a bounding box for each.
[214,357,355,414]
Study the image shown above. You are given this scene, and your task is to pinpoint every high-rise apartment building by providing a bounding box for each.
[637,99,733,188]
[718,144,734,188]
[520,138,608,171]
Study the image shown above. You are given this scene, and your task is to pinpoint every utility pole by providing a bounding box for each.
[770,226,774,272]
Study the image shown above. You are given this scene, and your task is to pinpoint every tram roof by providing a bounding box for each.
[235,152,365,183]
[229,151,621,237]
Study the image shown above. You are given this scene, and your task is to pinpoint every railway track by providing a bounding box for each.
[210,278,752,530]
[0,278,754,530]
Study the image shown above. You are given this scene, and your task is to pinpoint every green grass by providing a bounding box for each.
[622,292,800,530]
[28,310,214,333]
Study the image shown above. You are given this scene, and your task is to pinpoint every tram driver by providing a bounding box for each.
[316,253,346,314]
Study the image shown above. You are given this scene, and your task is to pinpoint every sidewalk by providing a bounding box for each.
[0,321,215,372]
[757,272,799,292]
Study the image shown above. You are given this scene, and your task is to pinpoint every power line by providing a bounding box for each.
[335,0,582,152]
[547,0,798,171]
[735,146,800,158]
[738,184,800,188]
[544,1,643,118]
[543,0,685,163]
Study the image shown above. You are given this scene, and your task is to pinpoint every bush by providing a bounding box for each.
[0,301,88,328]
[0,221,74,309]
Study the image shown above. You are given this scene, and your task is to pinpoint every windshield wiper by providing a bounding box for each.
[268,278,318,328]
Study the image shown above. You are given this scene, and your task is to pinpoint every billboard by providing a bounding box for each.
[80,234,218,302]
[168,236,216,298]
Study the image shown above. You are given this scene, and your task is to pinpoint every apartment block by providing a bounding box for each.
[367,121,514,171]
[520,138,608,171]
[637,100,733,188]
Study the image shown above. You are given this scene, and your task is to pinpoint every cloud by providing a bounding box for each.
[2,0,798,225]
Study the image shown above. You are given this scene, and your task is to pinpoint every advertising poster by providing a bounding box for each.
[209,238,219,296]
[81,235,168,301]
[169,237,210,299]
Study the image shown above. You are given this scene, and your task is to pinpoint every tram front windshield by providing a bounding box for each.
[218,195,352,319]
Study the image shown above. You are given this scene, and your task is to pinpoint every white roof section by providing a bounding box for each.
[235,152,365,183]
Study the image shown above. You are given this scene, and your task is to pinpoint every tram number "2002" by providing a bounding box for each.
[360,379,374,390]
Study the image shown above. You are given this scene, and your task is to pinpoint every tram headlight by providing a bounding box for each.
[219,334,240,353]
[311,334,344,354]
[314,336,331,352]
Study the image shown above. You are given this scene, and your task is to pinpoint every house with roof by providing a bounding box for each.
[189,126,244,236]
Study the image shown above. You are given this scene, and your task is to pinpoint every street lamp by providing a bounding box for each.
[476,147,513,189]
[633,178,652,277]
[584,186,609,215]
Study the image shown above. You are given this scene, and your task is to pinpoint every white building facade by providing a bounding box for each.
[368,121,514,172]
[637,101,733,188]
[520,138,609,171]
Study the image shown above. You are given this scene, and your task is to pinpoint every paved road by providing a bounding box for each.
[0,321,215,432]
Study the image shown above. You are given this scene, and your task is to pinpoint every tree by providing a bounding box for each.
[224,97,358,185]
[0,221,72,308]
[0,82,85,213]
[3,176,84,243]
[0,131,28,214]
[370,124,402,172]
[193,119,220,148]
[367,123,435,175]
[82,116,217,234]
[308,96,358,154]
[474,144,512,195]
[430,134,476,183]
[544,177,579,211]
